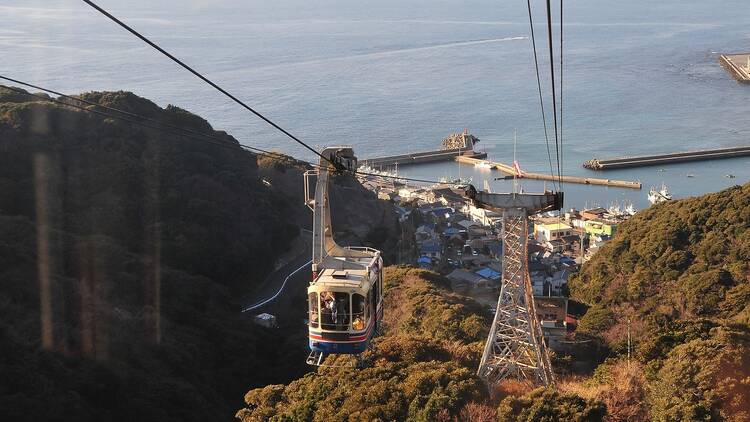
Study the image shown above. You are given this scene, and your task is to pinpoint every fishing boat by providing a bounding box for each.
[438,176,473,187]
[648,183,672,204]
[474,160,495,170]
[623,201,637,216]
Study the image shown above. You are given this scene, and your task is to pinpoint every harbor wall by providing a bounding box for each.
[719,54,750,83]
[364,148,487,168]
[584,146,750,170]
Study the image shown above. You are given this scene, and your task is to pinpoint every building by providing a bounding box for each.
[465,204,502,227]
[475,267,501,282]
[378,190,399,201]
[419,239,442,260]
[581,207,608,220]
[457,219,482,231]
[584,219,617,237]
[417,256,432,268]
[447,268,487,286]
[544,239,565,253]
[443,227,462,237]
[534,222,574,243]
[534,297,568,350]
[254,313,277,328]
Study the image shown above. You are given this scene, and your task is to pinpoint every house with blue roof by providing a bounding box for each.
[419,239,442,260]
[417,256,432,269]
[443,227,461,237]
[475,267,501,281]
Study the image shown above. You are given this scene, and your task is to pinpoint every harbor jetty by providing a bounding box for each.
[719,53,750,83]
[583,146,750,170]
[456,156,642,189]
[364,131,487,168]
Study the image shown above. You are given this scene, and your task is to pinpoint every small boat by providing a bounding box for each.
[726,174,736,179]
[648,183,673,204]
[686,174,695,178]
[439,176,473,187]
[624,202,637,216]
[657,169,666,172]
[474,160,495,170]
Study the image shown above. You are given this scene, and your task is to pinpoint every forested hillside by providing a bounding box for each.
[569,183,750,421]
[237,268,606,422]
[0,86,396,421]
[240,184,750,422]
[3,84,747,421]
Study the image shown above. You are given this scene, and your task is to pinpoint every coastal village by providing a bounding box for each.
[358,172,636,354]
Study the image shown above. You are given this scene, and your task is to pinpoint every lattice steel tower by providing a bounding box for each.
[464,187,563,387]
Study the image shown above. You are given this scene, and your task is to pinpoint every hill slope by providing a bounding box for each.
[0,86,397,421]
[569,183,750,421]
[237,268,607,422]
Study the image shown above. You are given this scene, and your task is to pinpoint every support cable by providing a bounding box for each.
[81,0,332,166]
[0,75,296,161]
[3,79,453,187]
[545,0,562,188]
[526,0,557,190]
[559,0,564,191]
[0,80,313,170]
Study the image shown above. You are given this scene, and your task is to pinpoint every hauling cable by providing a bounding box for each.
[526,0,558,190]
[81,0,333,167]
[545,0,562,187]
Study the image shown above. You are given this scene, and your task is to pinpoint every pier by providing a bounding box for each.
[456,156,642,189]
[364,148,487,168]
[719,53,750,83]
[364,130,487,168]
[583,146,750,170]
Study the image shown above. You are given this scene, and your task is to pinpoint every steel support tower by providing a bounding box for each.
[464,187,563,387]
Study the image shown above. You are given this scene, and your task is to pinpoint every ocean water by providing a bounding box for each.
[2,0,749,209]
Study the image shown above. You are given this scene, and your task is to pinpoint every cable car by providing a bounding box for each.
[303,147,383,365]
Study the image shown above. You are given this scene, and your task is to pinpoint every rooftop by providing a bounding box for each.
[312,268,368,288]
[536,222,573,231]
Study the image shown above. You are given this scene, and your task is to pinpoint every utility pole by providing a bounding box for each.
[627,317,632,368]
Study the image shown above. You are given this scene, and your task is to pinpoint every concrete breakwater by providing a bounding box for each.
[456,156,642,189]
[583,146,750,170]
[719,53,750,83]
[363,148,486,168]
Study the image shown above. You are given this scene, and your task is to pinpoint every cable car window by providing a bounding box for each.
[352,294,365,331]
[320,291,350,331]
[365,290,371,322]
[308,292,319,328]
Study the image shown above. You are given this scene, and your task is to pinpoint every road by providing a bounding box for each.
[241,249,312,316]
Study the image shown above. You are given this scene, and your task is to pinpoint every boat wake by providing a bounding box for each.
[229,36,528,74]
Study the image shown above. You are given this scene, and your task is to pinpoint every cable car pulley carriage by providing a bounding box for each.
[303,146,383,366]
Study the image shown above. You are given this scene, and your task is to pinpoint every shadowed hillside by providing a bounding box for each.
[0,86,397,421]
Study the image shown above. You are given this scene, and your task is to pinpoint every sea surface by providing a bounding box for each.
[2,0,749,210]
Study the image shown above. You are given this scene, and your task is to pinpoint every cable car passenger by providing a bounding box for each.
[352,294,365,331]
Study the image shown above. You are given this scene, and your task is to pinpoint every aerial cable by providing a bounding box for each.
[81,0,333,167]
[544,0,562,188]
[0,82,314,168]
[0,75,297,161]
[1,78,461,188]
[80,0,477,187]
[559,0,564,191]
[526,0,557,191]
[2,79,451,186]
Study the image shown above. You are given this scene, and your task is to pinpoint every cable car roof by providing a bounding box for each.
[311,268,370,289]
